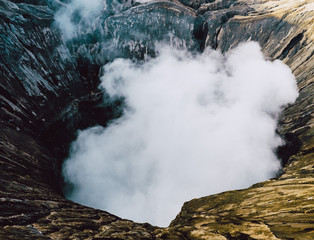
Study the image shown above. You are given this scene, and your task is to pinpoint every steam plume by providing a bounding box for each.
[54,0,104,40]
[63,42,298,226]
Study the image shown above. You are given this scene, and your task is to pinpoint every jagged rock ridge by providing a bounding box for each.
[0,0,313,239]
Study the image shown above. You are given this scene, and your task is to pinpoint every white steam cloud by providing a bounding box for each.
[63,42,298,226]
[54,0,104,40]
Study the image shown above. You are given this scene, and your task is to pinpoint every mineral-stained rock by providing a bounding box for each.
[0,0,313,239]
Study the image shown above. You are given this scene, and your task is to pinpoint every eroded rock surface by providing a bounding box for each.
[0,0,313,239]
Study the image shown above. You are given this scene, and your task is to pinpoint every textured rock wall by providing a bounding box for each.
[0,0,313,239]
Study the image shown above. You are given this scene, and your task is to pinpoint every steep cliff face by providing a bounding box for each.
[0,0,313,239]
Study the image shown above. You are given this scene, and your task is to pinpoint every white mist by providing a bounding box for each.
[63,42,298,226]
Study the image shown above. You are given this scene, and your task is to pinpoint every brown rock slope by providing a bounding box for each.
[0,0,313,239]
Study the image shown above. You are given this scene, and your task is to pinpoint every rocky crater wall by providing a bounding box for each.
[0,0,313,239]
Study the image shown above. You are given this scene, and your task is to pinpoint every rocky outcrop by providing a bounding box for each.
[0,0,313,239]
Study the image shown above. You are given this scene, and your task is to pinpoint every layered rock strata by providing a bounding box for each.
[0,0,313,239]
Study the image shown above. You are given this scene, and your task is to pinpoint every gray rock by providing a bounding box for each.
[0,0,313,239]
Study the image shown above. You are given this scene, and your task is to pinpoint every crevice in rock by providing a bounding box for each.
[193,16,209,51]
[213,25,222,49]
[279,32,304,60]
[212,11,239,50]
[224,232,257,240]
[275,132,302,168]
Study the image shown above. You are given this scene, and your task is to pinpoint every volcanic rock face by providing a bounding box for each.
[0,0,313,239]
